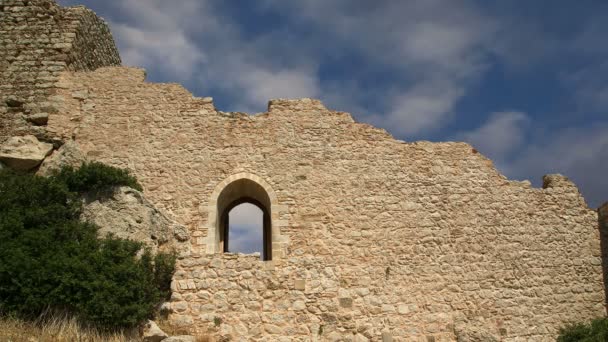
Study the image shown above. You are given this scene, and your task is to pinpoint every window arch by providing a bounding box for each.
[204,173,288,261]
[218,183,271,260]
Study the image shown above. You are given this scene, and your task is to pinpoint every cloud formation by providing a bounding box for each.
[227,203,264,256]
[456,111,529,160]
[57,0,608,207]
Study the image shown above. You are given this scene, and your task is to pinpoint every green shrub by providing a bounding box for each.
[0,165,173,329]
[53,161,142,193]
[557,317,608,342]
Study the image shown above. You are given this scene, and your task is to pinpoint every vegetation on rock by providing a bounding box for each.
[0,163,173,329]
[557,317,608,342]
[53,161,143,193]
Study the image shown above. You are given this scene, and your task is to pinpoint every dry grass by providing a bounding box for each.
[155,318,212,342]
[0,315,139,342]
[0,315,213,342]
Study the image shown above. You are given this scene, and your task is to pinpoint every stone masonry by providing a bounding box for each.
[0,0,120,145]
[1,1,606,341]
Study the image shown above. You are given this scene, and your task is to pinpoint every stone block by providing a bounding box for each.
[0,135,53,170]
[295,278,306,290]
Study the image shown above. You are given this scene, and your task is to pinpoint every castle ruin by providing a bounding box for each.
[1,1,607,340]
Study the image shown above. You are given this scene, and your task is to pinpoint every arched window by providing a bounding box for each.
[216,178,272,260]
[205,173,288,261]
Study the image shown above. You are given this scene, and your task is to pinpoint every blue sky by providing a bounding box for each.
[58,0,607,212]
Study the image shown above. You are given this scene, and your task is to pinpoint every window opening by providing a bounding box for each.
[226,202,264,258]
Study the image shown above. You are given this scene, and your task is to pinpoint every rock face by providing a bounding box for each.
[142,320,168,342]
[37,140,87,176]
[0,135,53,170]
[82,186,190,255]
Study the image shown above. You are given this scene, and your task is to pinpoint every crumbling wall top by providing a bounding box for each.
[0,0,120,144]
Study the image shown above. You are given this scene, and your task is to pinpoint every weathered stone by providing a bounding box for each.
[381,331,393,342]
[0,135,53,170]
[141,320,168,342]
[339,297,353,308]
[37,140,86,176]
[164,336,196,342]
[293,300,306,311]
[1,1,606,341]
[294,279,306,290]
[0,0,120,144]
[25,113,49,126]
[455,326,500,342]
[353,333,369,342]
[5,96,24,108]
[170,315,193,327]
[81,186,190,254]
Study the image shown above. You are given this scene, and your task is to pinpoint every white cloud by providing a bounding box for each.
[562,61,608,111]
[455,115,607,207]
[105,0,323,113]
[112,23,204,78]
[258,1,496,136]
[228,203,263,255]
[456,111,529,159]
[366,79,466,136]
[506,125,608,208]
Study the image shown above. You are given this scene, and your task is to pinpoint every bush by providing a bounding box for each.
[0,165,173,329]
[53,162,142,193]
[557,317,608,342]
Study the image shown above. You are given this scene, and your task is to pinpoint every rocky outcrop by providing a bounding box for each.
[0,135,53,170]
[37,140,87,176]
[142,320,169,342]
[82,186,190,256]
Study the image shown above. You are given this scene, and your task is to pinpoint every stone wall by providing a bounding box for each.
[600,202,608,314]
[45,66,606,341]
[0,0,120,145]
[2,1,606,340]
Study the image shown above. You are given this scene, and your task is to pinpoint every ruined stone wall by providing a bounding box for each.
[0,0,120,144]
[46,66,606,341]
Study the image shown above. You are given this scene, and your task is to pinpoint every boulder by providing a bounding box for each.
[82,186,191,255]
[0,135,53,171]
[37,140,87,176]
[142,320,168,342]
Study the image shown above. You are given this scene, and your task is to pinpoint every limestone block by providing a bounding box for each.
[353,333,369,342]
[295,279,306,290]
[81,186,190,254]
[37,140,87,176]
[164,336,196,342]
[0,135,53,170]
[381,331,393,342]
[455,326,499,342]
[24,113,49,126]
[141,320,168,342]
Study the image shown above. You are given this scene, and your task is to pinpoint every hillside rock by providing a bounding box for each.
[142,320,168,342]
[37,140,87,176]
[0,135,53,171]
[82,186,190,255]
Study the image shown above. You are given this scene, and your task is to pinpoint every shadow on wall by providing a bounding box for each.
[599,202,608,313]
